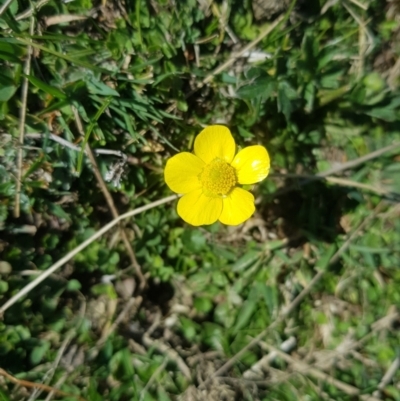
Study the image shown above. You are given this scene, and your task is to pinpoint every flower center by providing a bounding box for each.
[199,158,236,197]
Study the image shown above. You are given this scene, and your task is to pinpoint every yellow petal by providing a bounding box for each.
[219,187,255,225]
[194,125,236,164]
[177,189,223,226]
[164,152,204,194]
[231,145,270,184]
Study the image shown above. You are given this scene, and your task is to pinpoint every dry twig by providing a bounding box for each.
[72,107,146,290]
[0,368,86,401]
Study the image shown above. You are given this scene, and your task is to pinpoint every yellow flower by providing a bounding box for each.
[164,125,270,226]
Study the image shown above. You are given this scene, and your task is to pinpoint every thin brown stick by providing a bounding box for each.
[0,194,177,317]
[14,17,34,218]
[203,202,384,383]
[3,132,127,158]
[72,107,146,290]
[0,368,86,401]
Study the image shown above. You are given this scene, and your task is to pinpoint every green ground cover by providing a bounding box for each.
[1,0,400,400]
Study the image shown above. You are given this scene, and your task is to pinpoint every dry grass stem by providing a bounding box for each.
[271,173,397,197]
[275,142,400,197]
[259,342,382,401]
[96,296,142,349]
[142,333,192,380]
[243,337,297,380]
[0,195,177,317]
[139,358,168,401]
[348,0,369,10]
[201,15,284,85]
[15,0,51,20]
[373,356,400,398]
[13,17,34,218]
[45,14,88,26]
[388,57,400,89]
[7,132,127,158]
[0,0,14,15]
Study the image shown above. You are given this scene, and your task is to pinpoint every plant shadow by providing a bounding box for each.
[261,180,361,244]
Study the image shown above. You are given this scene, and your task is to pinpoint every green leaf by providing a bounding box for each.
[0,389,11,401]
[16,38,111,73]
[47,203,71,221]
[67,279,82,292]
[0,39,23,62]
[231,250,259,272]
[233,299,257,332]
[277,80,297,121]
[0,68,17,102]
[0,280,8,294]
[30,341,50,365]
[24,74,67,99]
[365,108,396,122]
[86,77,120,97]
[76,97,112,174]
[91,283,117,299]
[194,297,213,313]
[315,244,337,271]
[237,78,275,100]
[260,285,277,316]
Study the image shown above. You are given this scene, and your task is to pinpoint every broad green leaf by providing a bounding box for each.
[231,250,259,272]
[233,299,257,332]
[24,74,67,99]
[0,68,17,102]
[86,77,120,97]
[237,78,275,100]
[30,341,50,365]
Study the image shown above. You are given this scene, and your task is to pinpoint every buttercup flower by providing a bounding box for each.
[164,125,270,226]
